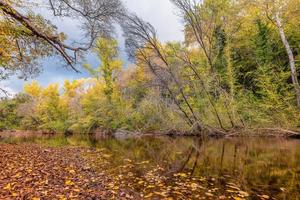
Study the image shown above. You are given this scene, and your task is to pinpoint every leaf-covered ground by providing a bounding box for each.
[0,144,133,199]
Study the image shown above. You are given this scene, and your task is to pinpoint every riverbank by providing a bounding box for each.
[0,144,100,199]
[0,144,136,199]
[2,127,300,141]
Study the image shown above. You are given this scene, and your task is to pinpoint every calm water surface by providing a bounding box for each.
[86,136,300,199]
[2,135,300,199]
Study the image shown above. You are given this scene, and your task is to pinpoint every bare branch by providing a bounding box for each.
[0,0,125,73]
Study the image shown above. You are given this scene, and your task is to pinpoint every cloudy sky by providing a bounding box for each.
[1,0,184,95]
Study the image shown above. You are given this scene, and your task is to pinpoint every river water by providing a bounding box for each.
[1,135,300,199]
[86,136,300,199]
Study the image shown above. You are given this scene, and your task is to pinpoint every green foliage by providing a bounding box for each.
[0,99,19,130]
[1,0,300,134]
[0,94,29,130]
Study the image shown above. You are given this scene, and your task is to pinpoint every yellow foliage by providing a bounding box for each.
[24,81,42,97]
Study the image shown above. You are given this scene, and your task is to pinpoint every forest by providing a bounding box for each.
[0,0,300,199]
[1,0,300,136]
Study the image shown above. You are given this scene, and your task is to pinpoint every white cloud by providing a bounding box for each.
[124,0,184,42]
[0,80,18,97]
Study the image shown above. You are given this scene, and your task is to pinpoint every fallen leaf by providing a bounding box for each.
[233,197,244,200]
[205,192,214,197]
[3,183,11,190]
[239,191,249,197]
[261,195,270,199]
[65,180,75,186]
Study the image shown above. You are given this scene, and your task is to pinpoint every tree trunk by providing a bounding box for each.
[275,13,300,108]
[225,37,236,127]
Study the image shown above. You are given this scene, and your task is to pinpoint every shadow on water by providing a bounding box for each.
[1,134,300,199]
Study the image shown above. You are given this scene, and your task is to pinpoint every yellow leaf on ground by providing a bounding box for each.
[233,197,244,200]
[102,154,112,158]
[205,192,214,197]
[144,193,153,198]
[190,182,198,188]
[174,173,187,178]
[65,180,75,186]
[138,180,144,185]
[239,191,249,197]
[14,173,22,178]
[3,183,11,190]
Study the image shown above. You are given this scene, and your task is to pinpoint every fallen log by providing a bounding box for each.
[256,128,300,139]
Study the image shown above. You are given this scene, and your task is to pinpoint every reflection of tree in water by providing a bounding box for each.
[172,138,203,176]
[85,136,299,199]
[161,137,300,199]
[170,138,245,176]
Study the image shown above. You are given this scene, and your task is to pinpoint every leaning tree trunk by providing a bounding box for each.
[275,13,300,108]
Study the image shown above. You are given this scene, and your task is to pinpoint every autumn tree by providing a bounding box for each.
[0,0,125,93]
[122,13,230,134]
[84,38,122,101]
[81,37,133,132]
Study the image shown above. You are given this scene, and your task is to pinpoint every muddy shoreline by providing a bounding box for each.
[1,127,300,140]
